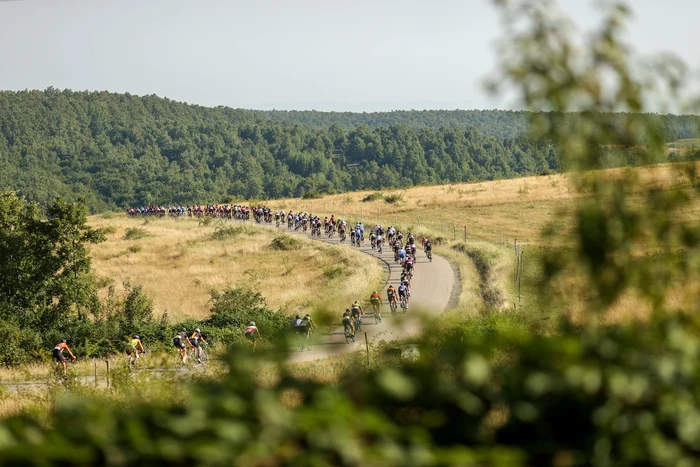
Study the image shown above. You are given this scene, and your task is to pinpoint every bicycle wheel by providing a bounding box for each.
[375,312,381,324]
[303,334,311,351]
[198,348,210,365]
[174,353,188,371]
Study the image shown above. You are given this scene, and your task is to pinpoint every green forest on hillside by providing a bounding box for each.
[0,88,698,210]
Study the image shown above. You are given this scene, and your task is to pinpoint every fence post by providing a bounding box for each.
[453,225,456,240]
[365,332,370,368]
[94,361,97,387]
[464,225,467,241]
[518,250,524,303]
[361,204,363,223]
[106,360,110,388]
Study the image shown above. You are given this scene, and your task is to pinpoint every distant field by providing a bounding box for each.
[87,217,383,322]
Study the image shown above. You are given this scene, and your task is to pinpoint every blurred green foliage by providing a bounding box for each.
[2,1,700,465]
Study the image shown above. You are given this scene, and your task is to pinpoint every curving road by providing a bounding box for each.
[246,220,456,363]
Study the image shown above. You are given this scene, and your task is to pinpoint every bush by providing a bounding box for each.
[268,235,302,251]
[383,192,404,204]
[302,191,322,199]
[123,227,151,240]
[210,225,255,241]
[98,225,117,235]
[362,192,383,202]
[205,287,289,345]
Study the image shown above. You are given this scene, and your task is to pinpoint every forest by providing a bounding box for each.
[0,89,698,211]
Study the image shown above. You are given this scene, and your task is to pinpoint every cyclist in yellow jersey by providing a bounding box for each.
[127,335,145,366]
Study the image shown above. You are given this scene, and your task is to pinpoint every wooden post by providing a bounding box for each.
[94,361,97,387]
[464,225,467,241]
[361,204,363,222]
[453,225,456,240]
[518,250,523,303]
[106,360,110,388]
[365,332,370,368]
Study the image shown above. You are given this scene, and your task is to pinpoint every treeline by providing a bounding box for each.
[255,109,533,139]
[255,108,700,142]
[0,89,698,211]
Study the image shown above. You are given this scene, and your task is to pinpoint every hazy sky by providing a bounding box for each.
[0,0,698,111]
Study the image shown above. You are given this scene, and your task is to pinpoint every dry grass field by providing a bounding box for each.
[87,159,700,328]
[87,217,383,322]
[267,161,700,249]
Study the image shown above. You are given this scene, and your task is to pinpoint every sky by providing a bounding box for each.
[0,0,698,111]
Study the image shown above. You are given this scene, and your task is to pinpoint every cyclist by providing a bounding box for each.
[189,328,208,363]
[53,339,76,377]
[173,328,194,364]
[127,334,146,366]
[424,239,432,258]
[292,314,303,331]
[370,290,383,321]
[398,283,409,308]
[386,285,398,309]
[301,314,315,337]
[375,233,384,252]
[342,308,355,336]
[245,321,262,351]
[369,230,377,249]
[351,301,364,328]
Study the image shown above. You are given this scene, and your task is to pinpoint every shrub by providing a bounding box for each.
[269,235,301,251]
[302,191,322,199]
[102,212,115,219]
[362,192,383,202]
[127,245,142,254]
[210,225,255,241]
[383,192,404,204]
[123,227,151,240]
[98,225,117,235]
[198,216,214,227]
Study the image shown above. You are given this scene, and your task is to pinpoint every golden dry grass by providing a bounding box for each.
[268,161,700,248]
[87,217,383,322]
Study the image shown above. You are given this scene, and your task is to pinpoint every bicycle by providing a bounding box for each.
[127,350,145,372]
[51,358,77,383]
[426,250,432,262]
[377,243,383,254]
[389,299,398,315]
[400,297,408,313]
[354,315,363,333]
[296,330,311,351]
[344,324,356,343]
[174,351,193,371]
[188,345,209,366]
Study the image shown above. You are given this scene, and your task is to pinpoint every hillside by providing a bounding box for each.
[0,89,561,211]
[1,89,698,211]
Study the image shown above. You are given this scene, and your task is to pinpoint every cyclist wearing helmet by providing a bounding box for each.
[189,328,208,363]
[292,314,303,331]
[342,308,355,336]
[350,300,364,324]
[300,314,315,337]
[245,322,262,351]
[53,339,76,377]
[173,328,194,364]
[127,334,145,366]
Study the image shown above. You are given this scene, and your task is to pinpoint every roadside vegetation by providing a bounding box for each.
[2,1,700,465]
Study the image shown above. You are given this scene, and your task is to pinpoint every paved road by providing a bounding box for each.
[251,222,456,363]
